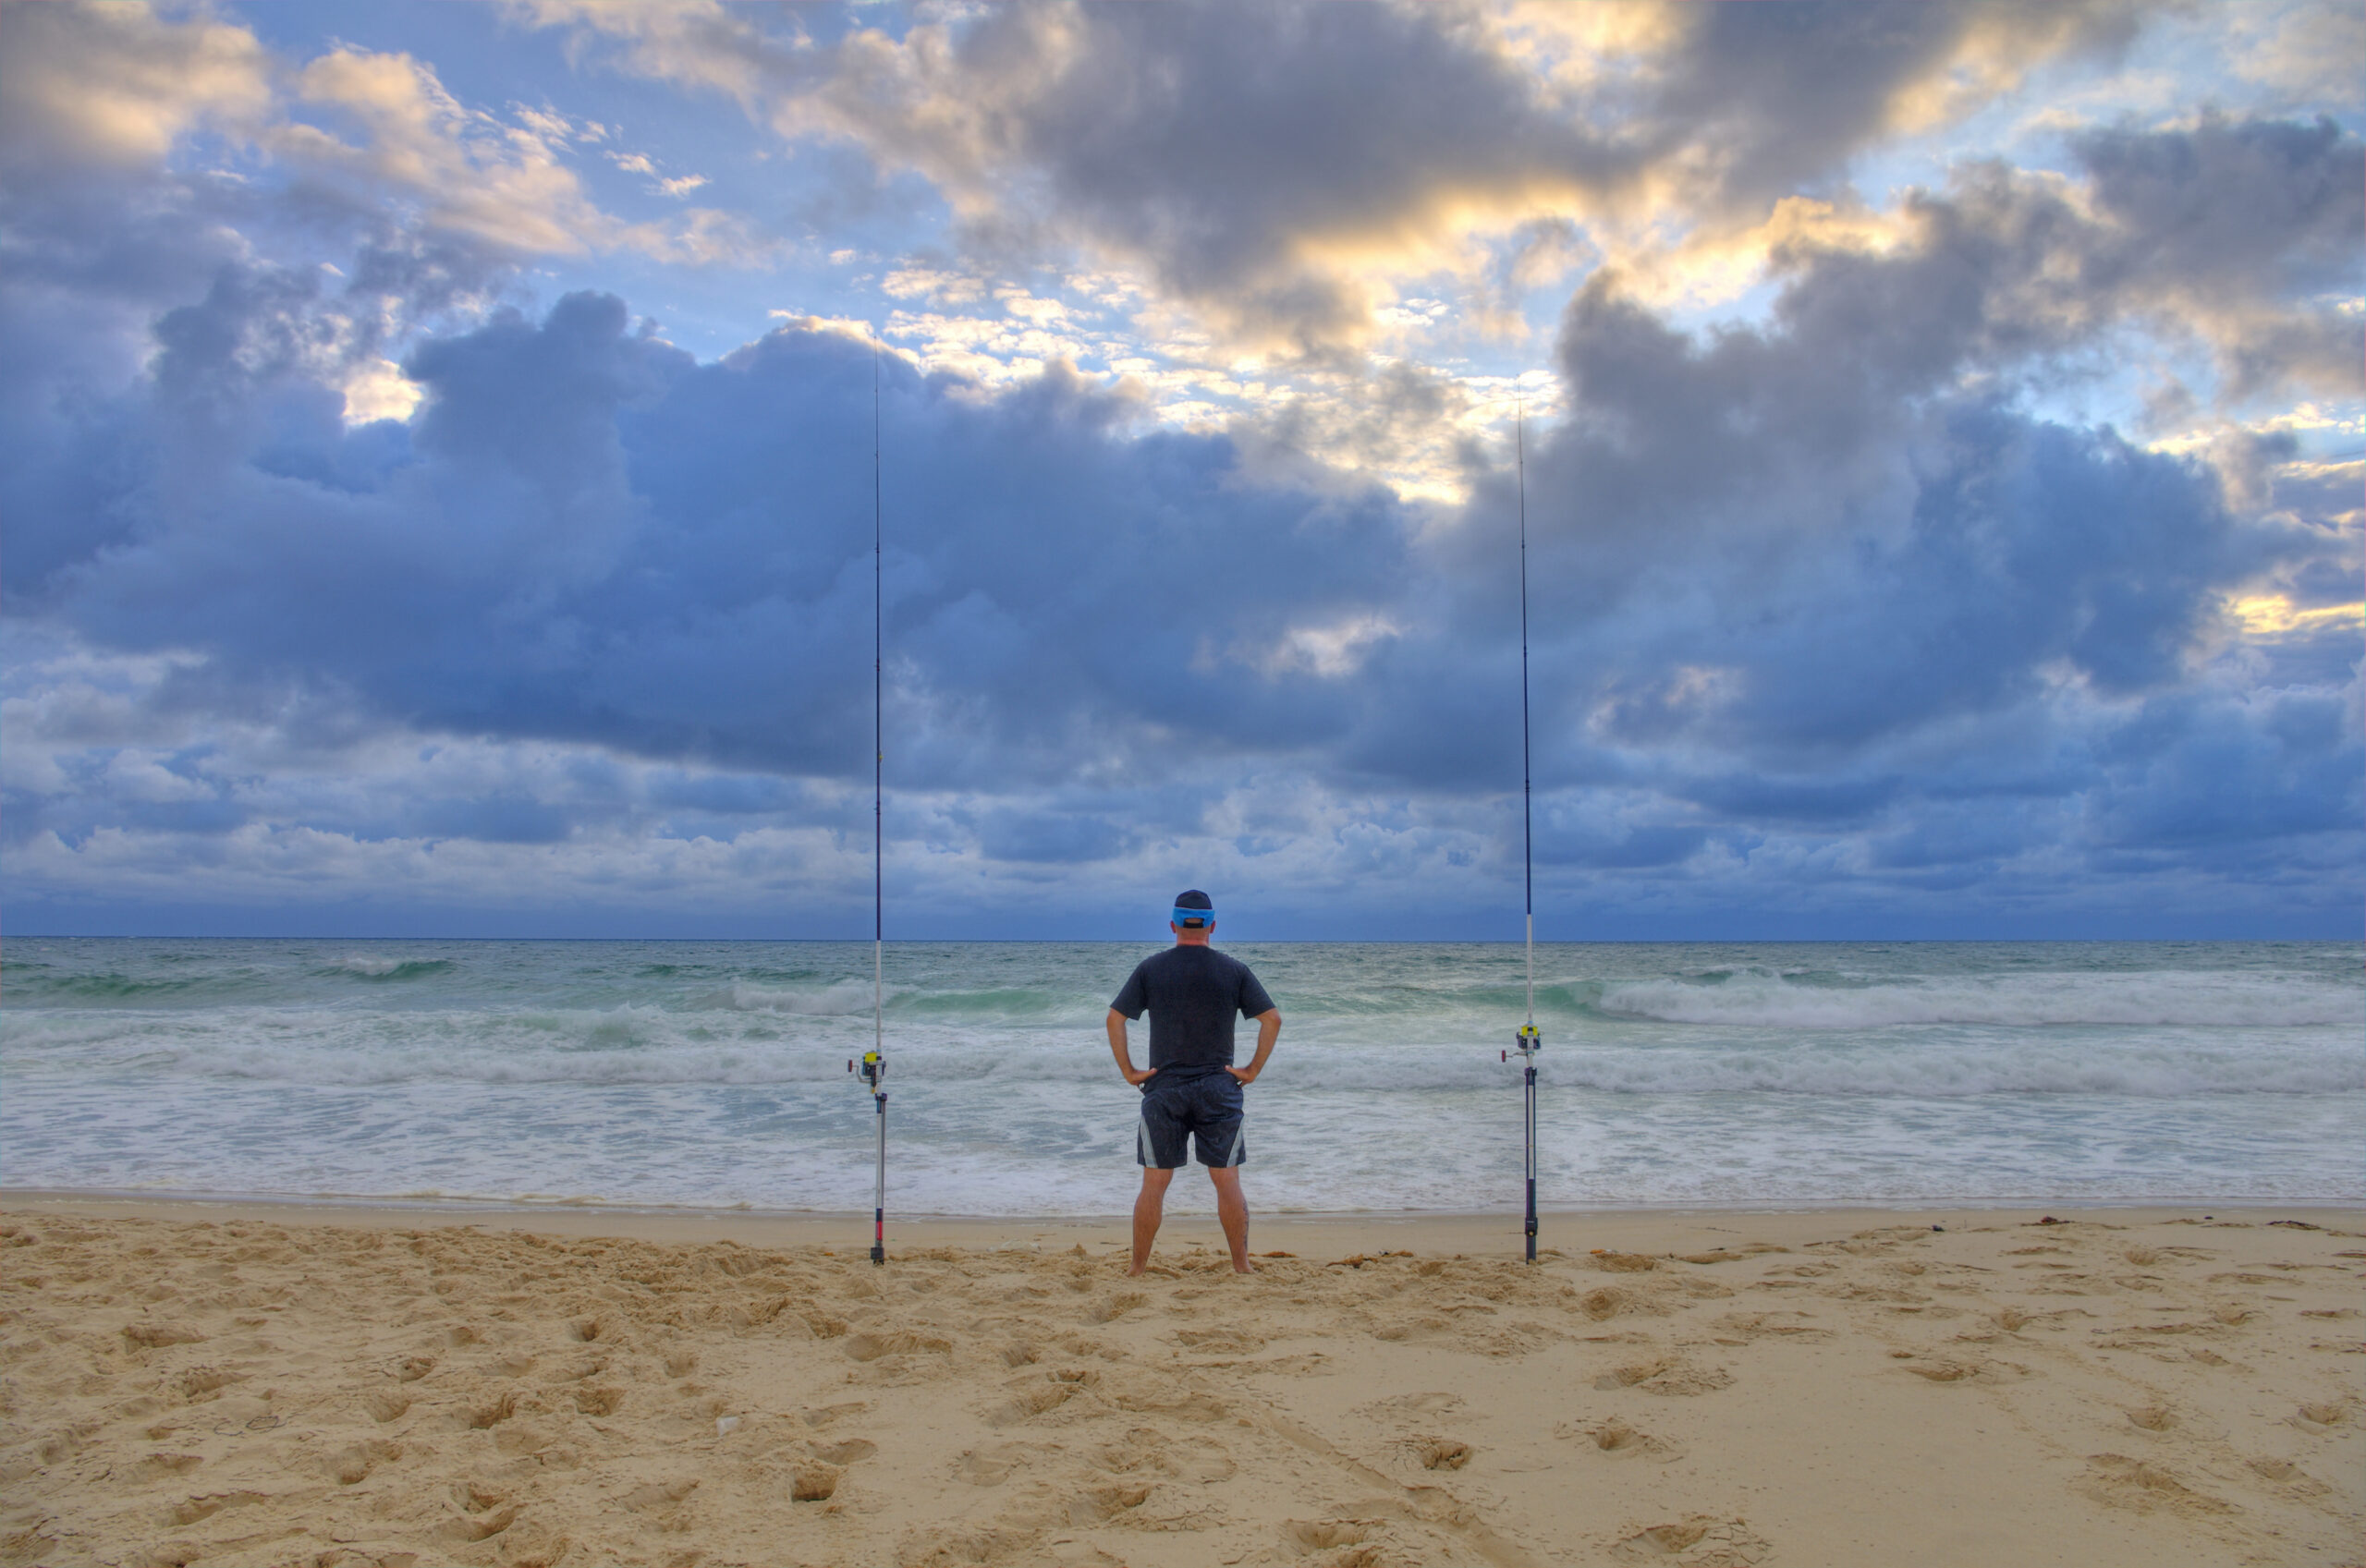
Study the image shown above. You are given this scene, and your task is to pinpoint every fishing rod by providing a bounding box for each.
[848,340,887,1266]
[1503,400,1542,1263]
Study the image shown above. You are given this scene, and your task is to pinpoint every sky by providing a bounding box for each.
[0,0,2359,942]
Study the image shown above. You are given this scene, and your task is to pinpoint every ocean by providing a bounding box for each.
[2,939,2358,1217]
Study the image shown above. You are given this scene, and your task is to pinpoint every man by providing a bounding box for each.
[1105,889,1281,1276]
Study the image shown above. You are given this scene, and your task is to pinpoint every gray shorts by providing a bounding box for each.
[1137,1071,1245,1169]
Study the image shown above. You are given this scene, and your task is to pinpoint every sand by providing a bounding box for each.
[1,1200,2359,1568]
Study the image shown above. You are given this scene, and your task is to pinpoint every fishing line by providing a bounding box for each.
[848,339,888,1266]
[1509,400,1542,1263]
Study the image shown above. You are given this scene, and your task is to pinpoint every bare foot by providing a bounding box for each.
[1127,1265,1149,1277]
[1231,1261,1256,1274]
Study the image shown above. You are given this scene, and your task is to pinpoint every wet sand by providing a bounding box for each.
[1,1197,2359,1566]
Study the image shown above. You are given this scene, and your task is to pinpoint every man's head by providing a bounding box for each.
[1169,889,1214,944]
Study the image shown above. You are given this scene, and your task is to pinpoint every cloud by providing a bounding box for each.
[0,2,270,173]
[1481,126,2357,780]
[605,147,713,198]
[269,46,633,258]
[2069,113,2364,399]
[1,8,2355,936]
[7,209,2353,930]
[2229,1,2366,108]
[0,0,769,336]
[528,0,2151,357]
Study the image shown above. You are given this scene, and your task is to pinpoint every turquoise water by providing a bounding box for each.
[2,939,2358,1214]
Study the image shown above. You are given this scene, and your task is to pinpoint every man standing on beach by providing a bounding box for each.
[1106,890,1281,1276]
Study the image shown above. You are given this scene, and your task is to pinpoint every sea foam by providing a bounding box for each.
[4,937,2359,1210]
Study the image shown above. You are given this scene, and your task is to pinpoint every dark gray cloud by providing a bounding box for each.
[2074,113,2363,299]
[2068,112,2365,397]
[1655,1,2143,201]
[557,0,2146,353]
[11,279,1421,788]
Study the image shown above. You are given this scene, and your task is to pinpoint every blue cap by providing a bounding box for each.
[1172,889,1213,928]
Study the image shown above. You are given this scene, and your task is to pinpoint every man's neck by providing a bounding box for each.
[1174,931,1212,948]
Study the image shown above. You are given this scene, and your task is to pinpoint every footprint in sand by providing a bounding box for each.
[1062,1481,1154,1525]
[1086,1292,1147,1324]
[813,1437,877,1465]
[802,1400,868,1428]
[1592,1252,1662,1274]
[1561,1416,1687,1463]
[362,1390,411,1423]
[1281,1518,1384,1557]
[986,1379,1076,1428]
[1096,1426,1236,1483]
[1594,1356,1732,1396]
[1897,1354,2024,1384]
[789,1462,841,1501]
[1903,1358,1980,1382]
[1581,1285,1667,1322]
[462,1389,518,1429]
[2079,1454,2233,1517]
[1378,1433,1474,1473]
[620,1477,700,1513]
[843,1330,954,1362]
[956,1441,1027,1486]
[170,1489,269,1528]
[1357,1391,1464,1420]
[123,1321,207,1349]
[1714,1311,1827,1343]
[325,1438,401,1485]
[1608,1514,1770,1564]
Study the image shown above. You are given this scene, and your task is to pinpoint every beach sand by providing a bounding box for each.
[1,1199,2359,1567]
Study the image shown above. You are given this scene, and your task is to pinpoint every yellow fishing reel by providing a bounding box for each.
[1506,1022,1542,1060]
[850,1049,884,1089]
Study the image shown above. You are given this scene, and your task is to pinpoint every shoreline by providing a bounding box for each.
[7,1188,2359,1258]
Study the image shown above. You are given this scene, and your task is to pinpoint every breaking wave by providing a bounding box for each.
[322,955,455,980]
[1595,971,2359,1030]
[2,1004,2356,1096]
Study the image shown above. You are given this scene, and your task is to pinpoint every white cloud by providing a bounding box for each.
[0,3,271,171]
[2231,1,2366,106]
[340,358,423,426]
[883,266,986,304]
[1250,614,1406,680]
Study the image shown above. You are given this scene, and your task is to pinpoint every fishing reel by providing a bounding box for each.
[849,1049,885,1089]
[1504,1023,1542,1063]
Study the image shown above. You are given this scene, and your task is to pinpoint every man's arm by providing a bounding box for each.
[1227,1008,1281,1085]
[1106,1009,1157,1086]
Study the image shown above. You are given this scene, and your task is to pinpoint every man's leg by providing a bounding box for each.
[1131,1166,1175,1276]
[1208,1165,1251,1273]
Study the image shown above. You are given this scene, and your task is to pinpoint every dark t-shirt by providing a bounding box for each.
[1110,945,1276,1076]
